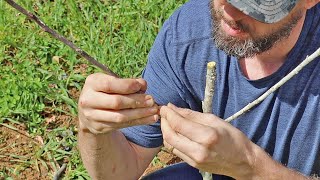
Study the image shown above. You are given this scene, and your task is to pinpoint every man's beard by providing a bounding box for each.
[210,3,303,59]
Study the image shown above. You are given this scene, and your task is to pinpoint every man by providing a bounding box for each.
[78,0,320,179]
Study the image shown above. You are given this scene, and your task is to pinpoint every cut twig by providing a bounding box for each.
[226,47,320,122]
[200,61,217,180]
[4,0,118,77]
[202,62,217,113]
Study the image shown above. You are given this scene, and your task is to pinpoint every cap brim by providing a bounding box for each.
[227,0,298,23]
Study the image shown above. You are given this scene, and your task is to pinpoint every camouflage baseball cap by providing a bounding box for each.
[227,0,298,23]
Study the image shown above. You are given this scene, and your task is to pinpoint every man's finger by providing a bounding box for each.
[85,106,158,125]
[79,91,155,110]
[82,111,158,134]
[136,78,148,92]
[125,115,159,128]
[107,115,159,130]
[167,103,226,128]
[86,73,146,94]
[161,116,205,159]
[167,103,207,120]
[160,105,217,146]
[169,145,201,170]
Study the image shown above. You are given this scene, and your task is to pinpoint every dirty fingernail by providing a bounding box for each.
[149,106,158,113]
[145,97,154,107]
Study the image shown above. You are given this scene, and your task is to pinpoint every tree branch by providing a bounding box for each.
[4,0,118,77]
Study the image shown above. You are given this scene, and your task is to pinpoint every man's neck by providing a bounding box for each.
[239,15,306,80]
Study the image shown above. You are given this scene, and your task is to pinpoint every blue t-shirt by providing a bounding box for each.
[121,0,320,177]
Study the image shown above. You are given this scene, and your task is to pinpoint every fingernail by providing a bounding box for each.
[133,82,141,91]
[149,106,158,113]
[168,103,177,109]
[153,115,159,122]
[145,97,154,107]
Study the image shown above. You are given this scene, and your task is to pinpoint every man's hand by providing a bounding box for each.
[160,103,257,179]
[78,73,159,134]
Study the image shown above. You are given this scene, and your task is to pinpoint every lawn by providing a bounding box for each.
[0,0,187,179]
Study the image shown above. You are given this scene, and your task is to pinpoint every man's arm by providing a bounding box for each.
[78,130,160,180]
[77,73,160,179]
[248,142,312,180]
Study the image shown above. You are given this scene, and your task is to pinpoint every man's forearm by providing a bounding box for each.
[251,145,316,180]
[78,130,142,180]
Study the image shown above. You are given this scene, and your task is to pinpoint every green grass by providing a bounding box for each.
[0,0,187,179]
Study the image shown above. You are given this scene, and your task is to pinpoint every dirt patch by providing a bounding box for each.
[0,119,182,179]
[73,63,89,75]
[142,150,183,177]
[0,124,50,180]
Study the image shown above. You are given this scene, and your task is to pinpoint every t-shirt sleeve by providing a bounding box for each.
[120,16,188,148]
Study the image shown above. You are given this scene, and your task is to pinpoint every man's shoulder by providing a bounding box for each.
[168,0,213,45]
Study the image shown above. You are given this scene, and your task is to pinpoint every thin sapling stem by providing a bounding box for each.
[4,0,118,77]
[225,47,320,122]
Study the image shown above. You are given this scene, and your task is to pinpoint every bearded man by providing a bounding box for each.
[78,0,320,179]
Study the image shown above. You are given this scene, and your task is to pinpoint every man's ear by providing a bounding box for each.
[304,0,319,10]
